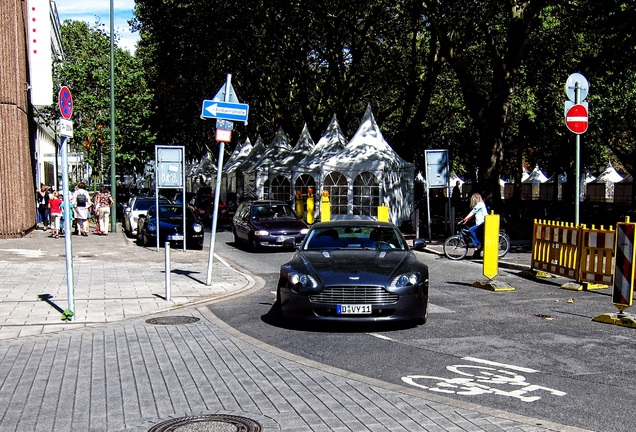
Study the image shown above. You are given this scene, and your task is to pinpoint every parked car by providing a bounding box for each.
[136,203,205,250]
[122,196,170,237]
[188,194,228,223]
[232,200,309,249]
[276,220,428,323]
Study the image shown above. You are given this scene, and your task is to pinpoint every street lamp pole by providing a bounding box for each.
[109,0,117,232]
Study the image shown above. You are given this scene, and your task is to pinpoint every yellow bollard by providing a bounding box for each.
[483,211,500,280]
[377,203,389,222]
[320,190,331,222]
[306,188,314,224]
[295,189,304,219]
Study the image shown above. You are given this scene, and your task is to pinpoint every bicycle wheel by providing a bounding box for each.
[498,232,510,257]
[444,235,468,260]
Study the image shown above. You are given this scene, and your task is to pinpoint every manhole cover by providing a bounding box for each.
[149,414,262,431]
[146,316,200,325]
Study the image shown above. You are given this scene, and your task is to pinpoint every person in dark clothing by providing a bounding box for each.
[36,184,50,230]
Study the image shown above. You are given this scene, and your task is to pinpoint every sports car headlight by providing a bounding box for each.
[254,230,269,236]
[192,223,203,233]
[289,272,318,290]
[391,272,420,287]
[300,228,309,235]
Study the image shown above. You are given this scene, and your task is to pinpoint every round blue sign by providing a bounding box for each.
[58,86,73,119]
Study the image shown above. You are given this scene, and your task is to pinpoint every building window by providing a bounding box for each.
[270,175,291,203]
[353,172,379,217]
[323,172,348,215]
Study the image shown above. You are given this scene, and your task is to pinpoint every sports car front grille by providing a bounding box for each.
[310,286,398,304]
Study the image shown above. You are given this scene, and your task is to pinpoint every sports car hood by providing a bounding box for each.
[252,218,307,232]
[299,250,410,285]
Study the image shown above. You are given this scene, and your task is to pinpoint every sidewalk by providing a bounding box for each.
[0,226,587,432]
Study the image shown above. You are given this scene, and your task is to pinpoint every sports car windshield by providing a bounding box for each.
[303,225,406,251]
[251,204,297,220]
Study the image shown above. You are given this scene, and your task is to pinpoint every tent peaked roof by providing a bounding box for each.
[323,104,413,171]
[276,123,315,172]
[236,135,266,172]
[246,127,292,172]
[522,165,548,183]
[296,115,347,172]
[192,152,217,177]
[224,137,252,173]
[594,163,623,183]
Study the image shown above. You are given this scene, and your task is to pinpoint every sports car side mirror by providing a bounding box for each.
[412,238,426,251]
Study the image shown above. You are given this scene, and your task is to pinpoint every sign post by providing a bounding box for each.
[564,73,589,226]
[424,149,449,240]
[202,75,249,286]
[155,146,186,251]
[58,86,75,321]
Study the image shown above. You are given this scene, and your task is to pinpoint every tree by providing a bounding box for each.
[45,20,155,185]
[132,0,635,210]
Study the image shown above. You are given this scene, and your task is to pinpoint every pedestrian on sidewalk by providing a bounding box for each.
[94,186,114,235]
[48,191,63,238]
[72,182,92,236]
[36,183,50,230]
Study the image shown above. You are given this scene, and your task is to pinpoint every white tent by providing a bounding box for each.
[320,104,415,225]
[243,128,292,200]
[190,152,217,183]
[274,123,315,175]
[521,165,548,200]
[522,165,549,183]
[222,137,253,201]
[588,163,624,201]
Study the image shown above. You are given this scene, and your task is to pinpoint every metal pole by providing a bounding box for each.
[109,0,117,233]
[574,82,580,225]
[165,242,171,301]
[206,74,231,286]
[426,183,432,241]
[61,136,75,319]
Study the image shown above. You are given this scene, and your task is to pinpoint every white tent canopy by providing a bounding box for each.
[295,115,346,174]
[522,165,549,183]
[274,123,315,175]
[320,104,415,225]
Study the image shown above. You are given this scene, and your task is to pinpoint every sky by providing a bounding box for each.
[53,0,139,54]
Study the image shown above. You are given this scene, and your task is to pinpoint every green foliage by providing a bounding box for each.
[72,0,635,205]
[48,20,155,183]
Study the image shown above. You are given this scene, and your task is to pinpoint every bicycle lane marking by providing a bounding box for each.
[401,356,567,403]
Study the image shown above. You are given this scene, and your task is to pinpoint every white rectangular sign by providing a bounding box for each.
[59,119,73,138]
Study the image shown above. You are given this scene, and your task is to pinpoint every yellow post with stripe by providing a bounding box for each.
[306,188,314,224]
[472,212,514,292]
[377,204,389,222]
[483,212,500,280]
[320,190,330,222]
[295,189,304,219]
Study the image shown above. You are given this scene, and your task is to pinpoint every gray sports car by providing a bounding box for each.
[277,220,429,324]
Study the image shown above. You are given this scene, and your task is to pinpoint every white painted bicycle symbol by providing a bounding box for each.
[402,357,566,403]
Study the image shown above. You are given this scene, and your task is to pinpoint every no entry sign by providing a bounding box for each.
[566,103,588,134]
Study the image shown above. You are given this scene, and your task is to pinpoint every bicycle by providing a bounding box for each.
[443,223,510,260]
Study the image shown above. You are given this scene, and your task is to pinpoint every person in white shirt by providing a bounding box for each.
[461,192,488,252]
[71,182,92,236]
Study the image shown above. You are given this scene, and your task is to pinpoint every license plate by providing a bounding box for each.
[276,236,291,243]
[337,304,372,315]
[169,234,184,241]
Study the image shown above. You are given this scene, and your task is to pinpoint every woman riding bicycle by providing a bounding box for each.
[460,193,488,255]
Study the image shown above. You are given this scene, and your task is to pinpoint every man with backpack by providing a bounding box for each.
[71,182,92,236]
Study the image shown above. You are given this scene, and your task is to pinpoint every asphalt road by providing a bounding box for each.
[210,230,636,432]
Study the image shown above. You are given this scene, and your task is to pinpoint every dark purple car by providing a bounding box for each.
[231,200,309,249]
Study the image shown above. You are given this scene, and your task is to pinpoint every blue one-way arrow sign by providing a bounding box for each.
[201,100,249,122]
